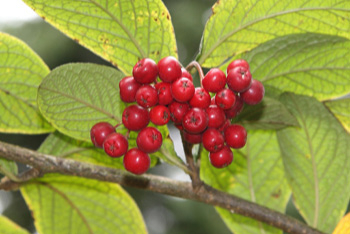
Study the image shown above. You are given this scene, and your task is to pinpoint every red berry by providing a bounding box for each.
[181,67,193,82]
[241,79,265,105]
[189,87,211,108]
[202,128,225,153]
[224,94,244,119]
[182,107,209,134]
[226,66,252,92]
[150,105,170,125]
[155,82,173,106]
[136,127,163,153]
[183,131,202,144]
[123,148,150,174]
[90,122,115,148]
[202,68,226,93]
[158,56,182,83]
[215,88,236,110]
[122,105,150,131]
[103,133,128,157]
[171,77,195,103]
[218,119,231,132]
[224,124,247,149]
[209,146,233,168]
[119,76,142,103]
[135,85,158,108]
[168,101,190,124]
[132,58,158,84]
[206,104,226,128]
[227,59,250,74]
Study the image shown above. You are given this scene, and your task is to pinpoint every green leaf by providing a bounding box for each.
[37,63,125,141]
[198,0,350,68]
[21,174,147,234]
[324,98,350,133]
[242,33,350,101]
[277,93,350,233]
[0,216,30,234]
[22,0,177,74]
[234,96,299,130]
[0,32,53,133]
[0,158,18,178]
[200,130,290,234]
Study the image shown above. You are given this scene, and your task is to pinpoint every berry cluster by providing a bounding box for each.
[90,56,264,174]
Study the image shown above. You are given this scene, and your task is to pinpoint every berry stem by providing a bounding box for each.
[186,61,204,88]
[114,123,122,129]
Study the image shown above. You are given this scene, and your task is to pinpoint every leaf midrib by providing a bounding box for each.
[198,6,350,65]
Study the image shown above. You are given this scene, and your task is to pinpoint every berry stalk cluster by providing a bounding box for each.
[90,56,264,174]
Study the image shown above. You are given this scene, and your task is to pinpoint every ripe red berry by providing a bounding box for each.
[136,127,163,153]
[181,67,193,82]
[155,82,173,106]
[158,56,182,83]
[226,59,250,74]
[183,131,202,144]
[135,85,158,108]
[150,105,170,125]
[90,122,115,148]
[132,58,158,84]
[122,105,150,131]
[119,76,142,103]
[123,148,150,175]
[215,88,236,110]
[209,146,233,168]
[103,132,128,157]
[182,107,209,134]
[206,104,226,128]
[226,66,252,92]
[168,101,190,124]
[171,77,195,103]
[202,128,225,153]
[202,68,226,93]
[240,79,265,105]
[224,124,247,149]
[189,87,211,108]
[224,94,244,119]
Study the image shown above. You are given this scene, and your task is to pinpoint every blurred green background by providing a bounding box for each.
[0,0,314,233]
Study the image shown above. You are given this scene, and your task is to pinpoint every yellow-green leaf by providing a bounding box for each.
[21,174,147,234]
[277,93,350,233]
[198,0,350,68]
[332,212,350,234]
[22,0,177,74]
[0,32,52,133]
[0,216,30,234]
[325,98,350,133]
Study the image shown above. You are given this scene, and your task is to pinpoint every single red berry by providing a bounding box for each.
[135,85,158,108]
[136,127,163,153]
[226,66,252,93]
[158,56,182,83]
[224,94,244,119]
[224,124,247,149]
[215,88,236,110]
[150,105,170,125]
[183,131,202,144]
[103,132,128,157]
[90,122,115,148]
[226,59,250,74]
[168,101,190,124]
[119,76,142,103]
[182,107,209,134]
[123,148,150,175]
[202,128,225,153]
[132,58,158,84]
[202,68,226,93]
[155,82,173,106]
[122,105,150,131]
[209,145,233,168]
[206,104,226,128]
[241,79,265,105]
[189,87,211,108]
[181,67,193,82]
[171,77,195,102]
